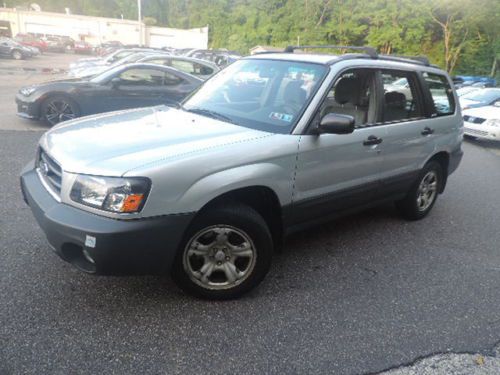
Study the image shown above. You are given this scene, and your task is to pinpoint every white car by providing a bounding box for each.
[463,103,500,140]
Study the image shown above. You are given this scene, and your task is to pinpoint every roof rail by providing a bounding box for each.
[380,54,430,66]
[284,45,378,59]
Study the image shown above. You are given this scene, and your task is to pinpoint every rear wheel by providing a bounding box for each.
[396,161,443,220]
[41,96,80,126]
[11,50,23,60]
[172,204,273,299]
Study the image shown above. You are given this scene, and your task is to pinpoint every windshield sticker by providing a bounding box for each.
[269,112,294,123]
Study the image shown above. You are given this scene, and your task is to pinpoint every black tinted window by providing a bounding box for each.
[423,72,455,116]
[381,71,423,122]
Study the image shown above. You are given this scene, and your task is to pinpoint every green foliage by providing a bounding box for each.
[6,0,499,76]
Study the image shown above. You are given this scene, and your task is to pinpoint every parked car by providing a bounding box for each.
[463,102,500,141]
[185,49,242,67]
[14,33,47,52]
[456,86,480,97]
[73,40,93,54]
[68,51,164,78]
[43,36,66,53]
[95,41,124,56]
[16,63,203,125]
[19,47,463,299]
[459,88,500,110]
[453,75,496,89]
[136,55,220,80]
[69,48,156,71]
[0,38,33,59]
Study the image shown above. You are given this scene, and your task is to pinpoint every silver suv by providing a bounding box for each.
[20,46,463,299]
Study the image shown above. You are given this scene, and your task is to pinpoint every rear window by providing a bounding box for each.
[422,72,455,116]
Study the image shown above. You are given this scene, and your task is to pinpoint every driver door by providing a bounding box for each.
[290,68,387,226]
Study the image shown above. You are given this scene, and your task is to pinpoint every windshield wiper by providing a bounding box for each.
[184,107,236,124]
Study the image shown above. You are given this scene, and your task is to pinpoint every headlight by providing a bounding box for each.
[485,119,500,127]
[70,175,151,213]
[20,87,36,96]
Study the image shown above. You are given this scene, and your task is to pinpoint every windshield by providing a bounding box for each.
[182,59,327,133]
[462,89,500,103]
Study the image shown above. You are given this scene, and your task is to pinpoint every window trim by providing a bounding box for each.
[377,68,427,125]
[419,71,456,117]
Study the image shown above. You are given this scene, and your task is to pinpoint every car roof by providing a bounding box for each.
[245,53,338,65]
[244,51,445,73]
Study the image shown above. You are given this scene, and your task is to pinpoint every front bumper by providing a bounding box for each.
[464,121,500,141]
[16,94,39,120]
[20,167,194,275]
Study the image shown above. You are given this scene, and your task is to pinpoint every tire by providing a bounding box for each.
[11,50,23,60]
[40,96,80,126]
[172,204,273,300]
[396,160,443,221]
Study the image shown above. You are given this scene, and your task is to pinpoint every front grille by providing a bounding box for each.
[37,148,62,197]
[464,128,489,136]
[463,115,486,124]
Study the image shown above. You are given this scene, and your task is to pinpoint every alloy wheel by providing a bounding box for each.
[183,225,257,290]
[416,171,438,212]
[44,100,77,125]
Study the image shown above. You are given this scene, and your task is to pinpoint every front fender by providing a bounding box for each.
[177,162,293,212]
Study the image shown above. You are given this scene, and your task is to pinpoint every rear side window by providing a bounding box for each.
[381,71,423,122]
[422,72,455,116]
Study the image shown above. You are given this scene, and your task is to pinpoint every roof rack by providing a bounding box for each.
[284,45,432,67]
[379,54,430,66]
[284,45,378,59]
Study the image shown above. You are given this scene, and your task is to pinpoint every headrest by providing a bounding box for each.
[334,77,362,105]
[384,91,406,109]
[284,80,306,105]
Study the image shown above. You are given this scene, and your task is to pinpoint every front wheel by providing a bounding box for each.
[172,204,273,299]
[12,50,23,60]
[40,96,80,126]
[396,161,443,220]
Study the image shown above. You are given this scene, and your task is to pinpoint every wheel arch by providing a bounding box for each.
[196,186,284,249]
[39,92,81,120]
[426,151,450,193]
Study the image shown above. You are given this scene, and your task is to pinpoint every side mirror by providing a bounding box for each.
[318,113,355,134]
[110,77,121,88]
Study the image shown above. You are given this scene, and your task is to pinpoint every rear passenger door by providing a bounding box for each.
[375,69,434,198]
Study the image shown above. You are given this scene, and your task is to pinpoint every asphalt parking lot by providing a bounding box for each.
[1,54,500,375]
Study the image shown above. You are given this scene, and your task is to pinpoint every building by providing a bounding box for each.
[0,7,208,49]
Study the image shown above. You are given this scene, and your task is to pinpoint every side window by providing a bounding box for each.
[318,69,376,127]
[422,72,455,116]
[195,63,214,76]
[381,71,423,122]
[118,68,165,86]
[171,60,195,74]
[164,72,184,86]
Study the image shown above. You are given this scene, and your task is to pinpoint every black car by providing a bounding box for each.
[16,63,203,125]
[0,38,32,59]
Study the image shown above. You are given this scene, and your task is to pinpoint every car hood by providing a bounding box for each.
[459,98,482,109]
[40,106,273,176]
[463,105,500,120]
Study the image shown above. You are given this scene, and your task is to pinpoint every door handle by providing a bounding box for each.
[363,135,383,146]
[421,127,434,136]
